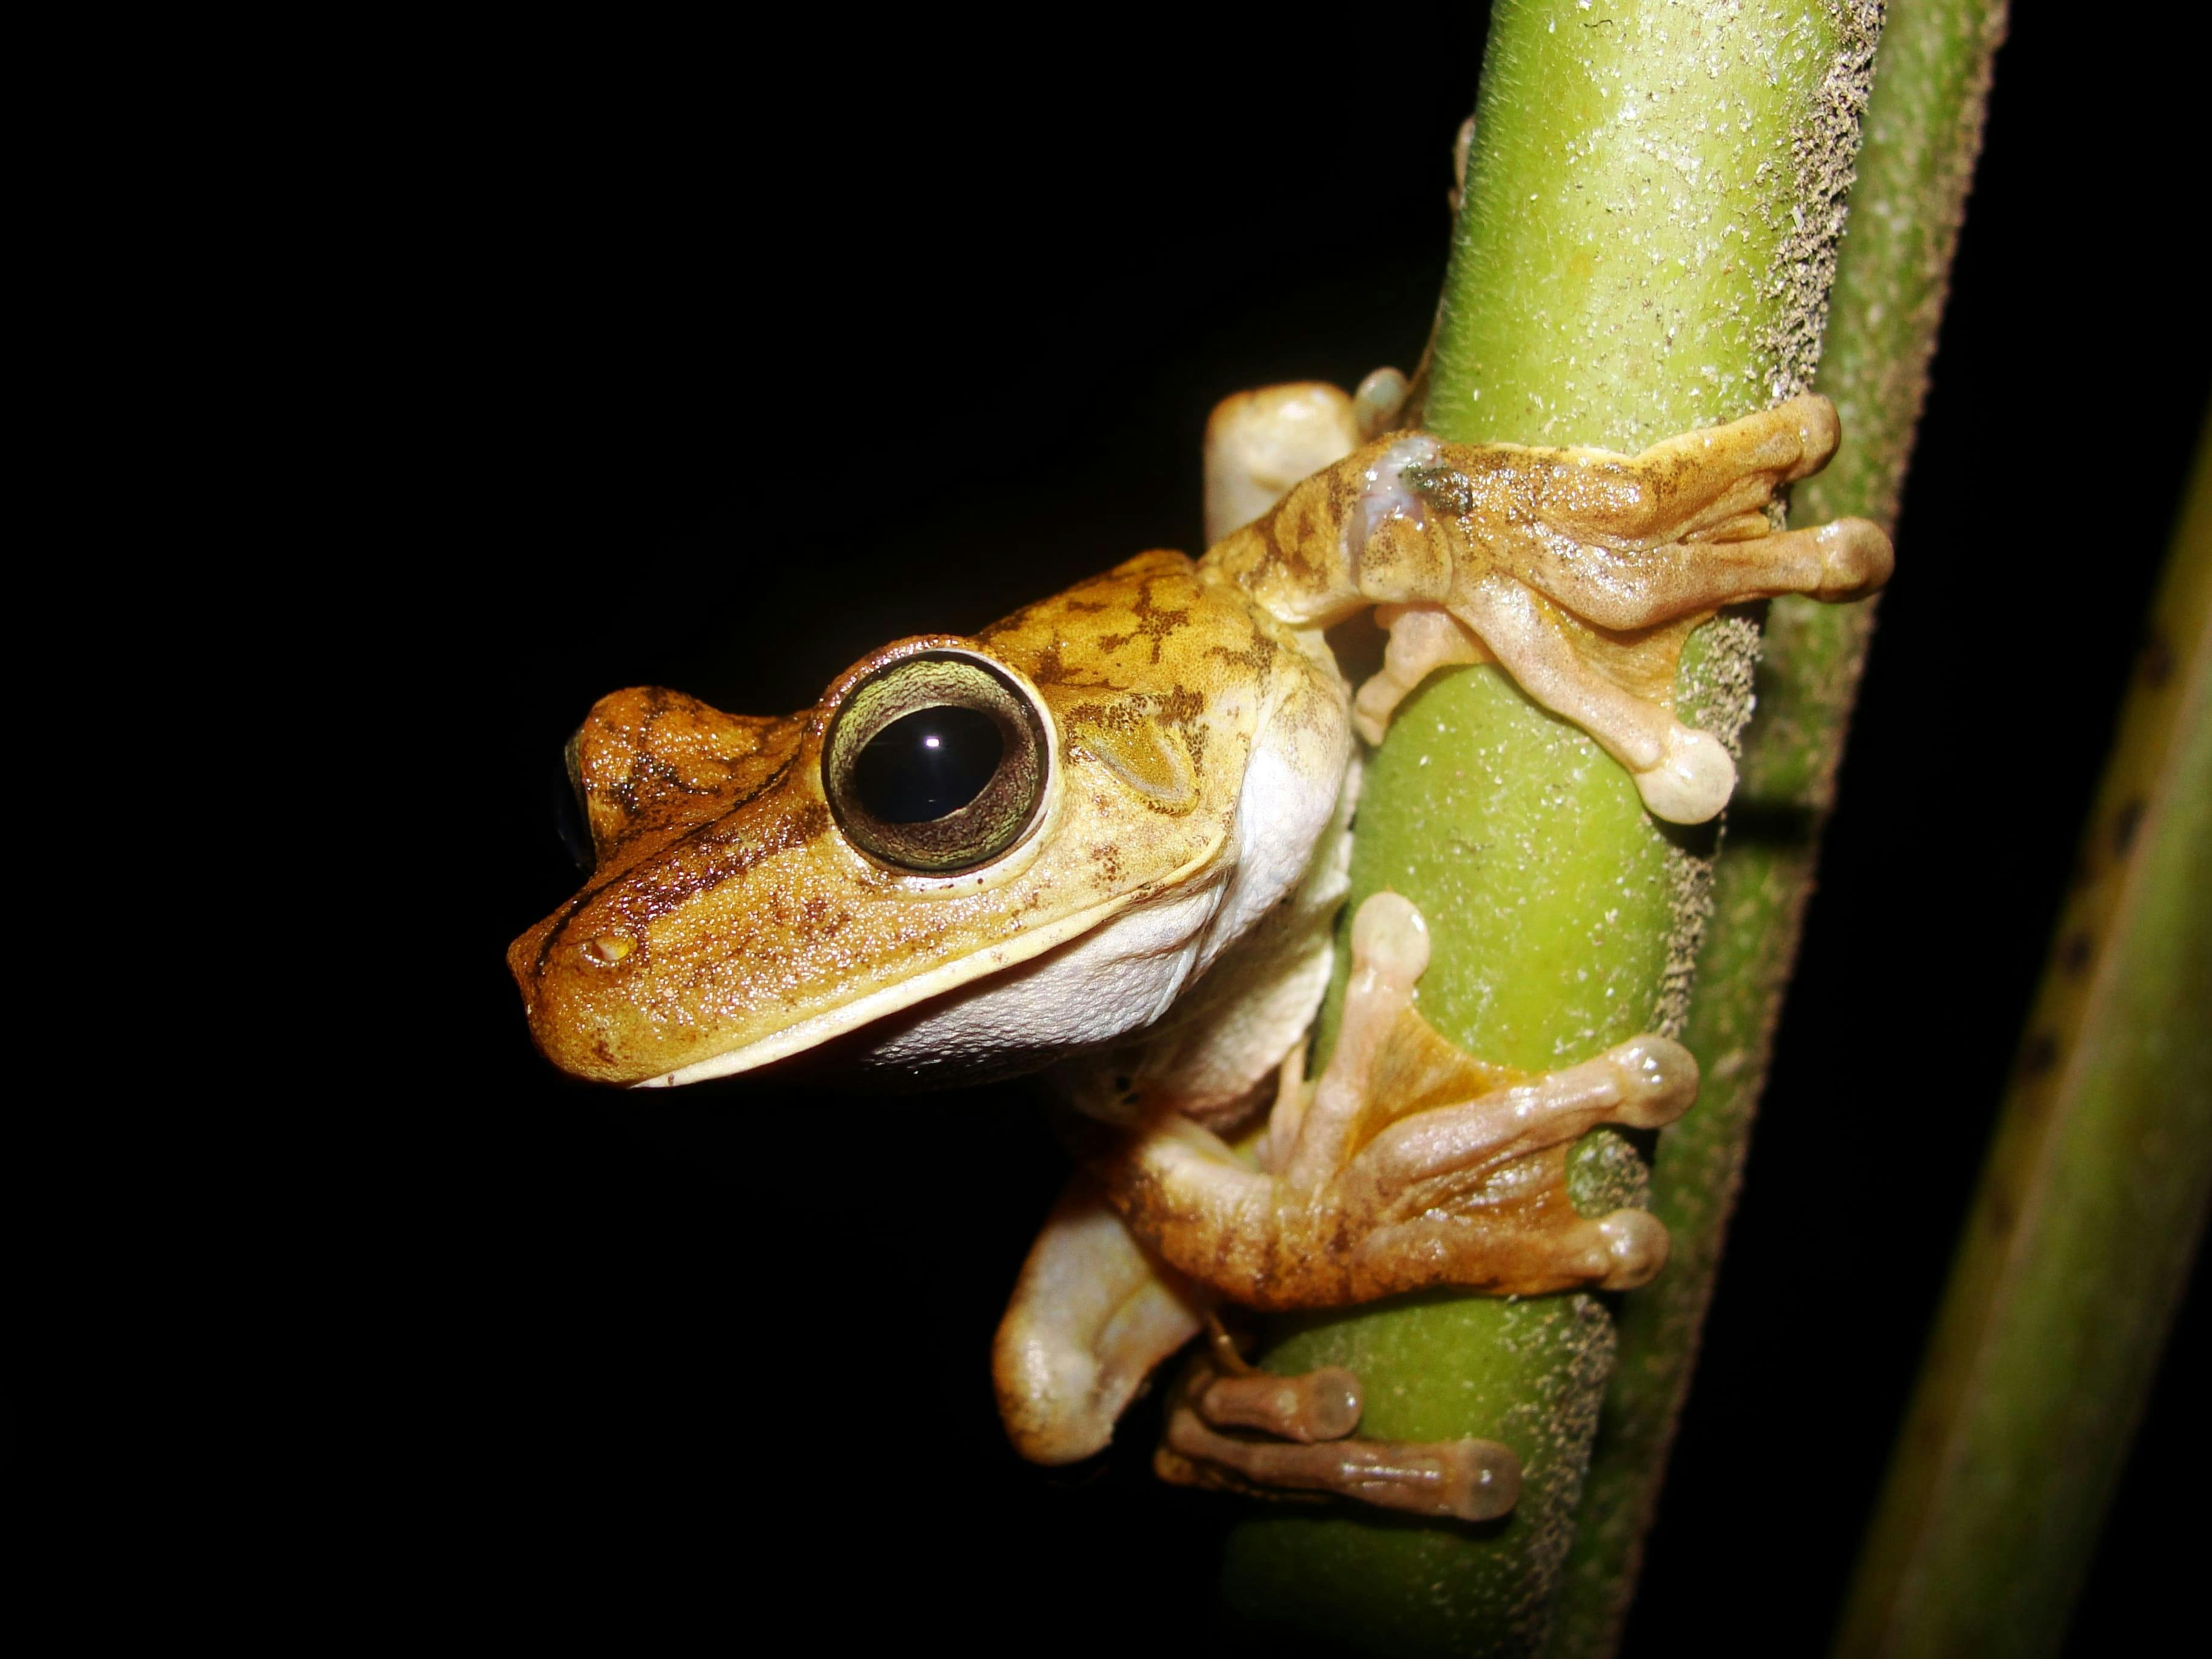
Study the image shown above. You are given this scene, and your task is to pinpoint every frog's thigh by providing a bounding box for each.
[1513,517,1895,633]
[1450,575,1737,824]
[1203,383,1366,545]
[992,1172,1206,1466]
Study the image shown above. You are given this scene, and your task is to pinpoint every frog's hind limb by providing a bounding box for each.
[1061,890,1682,1518]
[1201,372,1410,546]
[1184,1309,1363,1442]
[1153,1331,1522,1523]
[990,1177,1460,1475]
[1204,392,1893,823]
[991,1173,1209,1466]
[994,1171,1524,1522]
[1094,892,1694,1312]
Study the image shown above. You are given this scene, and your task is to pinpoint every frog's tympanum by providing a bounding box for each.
[509,380,1889,1520]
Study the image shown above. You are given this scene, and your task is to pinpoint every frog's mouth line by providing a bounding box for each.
[633,833,1227,1089]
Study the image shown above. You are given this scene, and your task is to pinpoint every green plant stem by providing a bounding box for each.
[1830,419,2212,1658]
[1546,7,2008,1653]
[1219,4,1877,1652]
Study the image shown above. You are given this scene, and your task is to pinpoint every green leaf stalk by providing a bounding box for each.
[1831,417,2212,1658]
[1549,6,2008,1652]
[1221,4,1880,1652]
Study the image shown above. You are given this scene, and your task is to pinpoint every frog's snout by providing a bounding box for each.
[507,918,634,1082]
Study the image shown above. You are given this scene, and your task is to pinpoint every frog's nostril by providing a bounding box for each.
[582,933,635,965]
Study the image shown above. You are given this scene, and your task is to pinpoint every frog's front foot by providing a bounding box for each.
[1099,891,1694,1310]
[1330,395,1894,822]
[1152,1325,1521,1522]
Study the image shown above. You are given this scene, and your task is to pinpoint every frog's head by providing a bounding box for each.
[509,554,1274,1087]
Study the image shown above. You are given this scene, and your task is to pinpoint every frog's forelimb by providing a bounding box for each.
[1353,603,1495,749]
[1095,893,1692,1309]
[990,387,1879,1515]
[1204,392,1893,823]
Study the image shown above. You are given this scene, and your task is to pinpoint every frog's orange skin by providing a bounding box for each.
[510,557,1344,1090]
[509,386,1890,1518]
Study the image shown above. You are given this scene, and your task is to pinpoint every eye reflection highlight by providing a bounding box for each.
[851,705,1004,824]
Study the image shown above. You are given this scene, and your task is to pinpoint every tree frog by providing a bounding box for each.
[508,379,1889,1521]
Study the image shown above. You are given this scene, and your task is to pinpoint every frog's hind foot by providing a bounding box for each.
[1185,1312,1364,1441]
[1152,1339,1521,1523]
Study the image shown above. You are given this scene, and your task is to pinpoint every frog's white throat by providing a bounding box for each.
[629,850,1220,1089]
[819,720,1352,1091]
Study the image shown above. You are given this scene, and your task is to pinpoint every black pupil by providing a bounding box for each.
[851,705,1004,823]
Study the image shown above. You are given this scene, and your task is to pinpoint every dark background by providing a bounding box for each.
[341,7,2207,1651]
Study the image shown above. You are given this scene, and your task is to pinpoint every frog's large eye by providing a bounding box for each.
[823,652,1050,873]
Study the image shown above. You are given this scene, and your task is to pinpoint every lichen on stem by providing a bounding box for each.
[1218,4,1880,1652]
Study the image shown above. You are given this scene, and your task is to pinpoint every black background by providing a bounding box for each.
[314,6,2208,1651]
